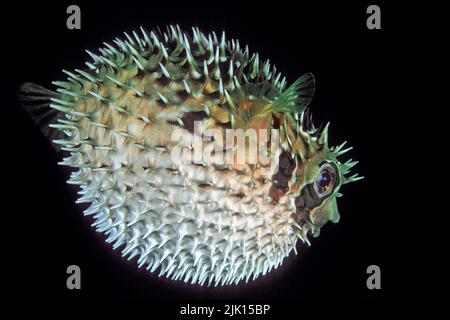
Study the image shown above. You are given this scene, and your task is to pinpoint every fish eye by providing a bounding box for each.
[314,163,336,198]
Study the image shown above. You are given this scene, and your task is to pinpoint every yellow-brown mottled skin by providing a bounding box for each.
[19,25,361,286]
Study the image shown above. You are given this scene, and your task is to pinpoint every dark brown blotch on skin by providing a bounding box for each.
[182,111,209,133]
[269,150,296,202]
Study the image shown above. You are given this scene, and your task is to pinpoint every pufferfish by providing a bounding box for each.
[19,25,362,286]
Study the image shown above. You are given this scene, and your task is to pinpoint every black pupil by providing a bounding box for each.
[318,170,332,188]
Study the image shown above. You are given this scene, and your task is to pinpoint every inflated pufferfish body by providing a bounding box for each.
[19,25,362,286]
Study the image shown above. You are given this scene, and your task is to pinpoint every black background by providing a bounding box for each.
[2,0,447,310]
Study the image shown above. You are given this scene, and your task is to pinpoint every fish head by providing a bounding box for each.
[292,153,343,238]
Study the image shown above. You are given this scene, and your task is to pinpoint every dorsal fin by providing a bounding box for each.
[18,82,63,151]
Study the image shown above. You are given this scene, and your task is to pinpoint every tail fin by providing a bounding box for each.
[18,83,62,151]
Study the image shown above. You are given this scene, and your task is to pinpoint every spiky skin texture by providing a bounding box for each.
[22,26,361,286]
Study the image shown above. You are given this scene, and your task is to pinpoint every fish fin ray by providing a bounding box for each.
[18,82,63,151]
[270,73,315,114]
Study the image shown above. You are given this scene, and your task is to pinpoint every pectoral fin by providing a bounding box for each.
[270,73,315,114]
